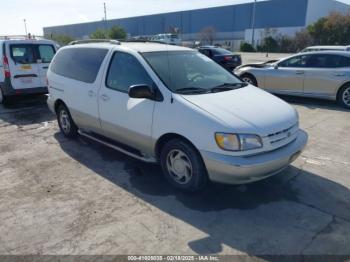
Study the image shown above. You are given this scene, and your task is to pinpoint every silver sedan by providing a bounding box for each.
[234,51,350,109]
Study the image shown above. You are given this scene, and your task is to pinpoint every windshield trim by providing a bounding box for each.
[140,50,243,95]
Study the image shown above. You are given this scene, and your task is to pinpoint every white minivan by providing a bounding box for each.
[0,37,57,104]
[47,40,308,192]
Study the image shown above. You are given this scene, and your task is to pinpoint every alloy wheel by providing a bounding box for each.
[342,87,350,107]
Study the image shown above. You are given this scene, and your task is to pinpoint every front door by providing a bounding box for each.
[264,55,308,95]
[98,51,156,155]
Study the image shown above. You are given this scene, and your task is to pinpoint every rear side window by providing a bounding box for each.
[307,54,350,68]
[106,52,154,93]
[10,45,35,64]
[51,48,108,83]
[38,45,55,63]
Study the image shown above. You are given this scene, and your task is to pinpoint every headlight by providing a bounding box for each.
[215,133,263,151]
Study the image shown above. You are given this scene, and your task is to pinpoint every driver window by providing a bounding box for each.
[106,52,154,93]
[279,55,308,68]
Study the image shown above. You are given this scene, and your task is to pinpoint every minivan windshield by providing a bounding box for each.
[142,51,244,94]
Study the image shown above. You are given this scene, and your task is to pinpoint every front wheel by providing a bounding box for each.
[337,85,350,109]
[160,139,209,192]
[241,74,258,86]
[56,104,78,138]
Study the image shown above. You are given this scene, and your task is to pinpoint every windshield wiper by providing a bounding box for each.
[210,82,248,93]
[175,87,209,94]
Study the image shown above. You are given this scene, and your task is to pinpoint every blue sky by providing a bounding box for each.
[1,0,350,35]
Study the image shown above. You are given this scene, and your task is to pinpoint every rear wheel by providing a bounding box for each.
[337,85,350,109]
[241,74,258,86]
[0,88,8,105]
[160,139,208,192]
[56,104,78,138]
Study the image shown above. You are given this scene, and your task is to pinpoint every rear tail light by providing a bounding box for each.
[2,56,10,78]
[224,56,233,61]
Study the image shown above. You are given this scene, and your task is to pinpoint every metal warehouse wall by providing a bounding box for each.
[43,0,308,39]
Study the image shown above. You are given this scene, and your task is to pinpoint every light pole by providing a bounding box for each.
[251,0,257,47]
[103,2,107,30]
[23,19,28,36]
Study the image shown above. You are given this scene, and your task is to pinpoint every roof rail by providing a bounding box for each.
[121,39,167,45]
[69,39,120,45]
[0,35,44,40]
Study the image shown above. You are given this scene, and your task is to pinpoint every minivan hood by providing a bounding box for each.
[181,85,298,136]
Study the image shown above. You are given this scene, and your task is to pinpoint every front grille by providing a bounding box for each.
[267,124,299,146]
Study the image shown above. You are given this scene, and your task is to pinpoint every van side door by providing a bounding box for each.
[98,51,156,156]
[36,44,56,87]
[49,47,109,132]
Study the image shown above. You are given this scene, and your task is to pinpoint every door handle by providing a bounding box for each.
[100,94,110,101]
[334,73,345,77]
[88,90,95,97]
[42,66,49,69]
[295,70,304,75]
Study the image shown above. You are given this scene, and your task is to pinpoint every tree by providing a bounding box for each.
[240,42,256,52]
[90,26,127,40]
[108,26,127,40]
[307,12,350,45]
[48,34,75,46]
[198,27,216,45]
[257,36,279,52]
[90,29,108,39]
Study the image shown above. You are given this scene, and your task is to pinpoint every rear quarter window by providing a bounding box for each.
[50,48,108,83]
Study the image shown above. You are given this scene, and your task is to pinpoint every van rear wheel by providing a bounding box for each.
[160,139,208,192]
[57,104,78,138]
[0,88,8,105]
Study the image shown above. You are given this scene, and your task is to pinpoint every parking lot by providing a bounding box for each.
[0,90,349,256]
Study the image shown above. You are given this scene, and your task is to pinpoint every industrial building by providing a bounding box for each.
[43,0,350,50]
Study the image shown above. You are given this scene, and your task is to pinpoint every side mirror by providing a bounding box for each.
[274,64,279,69]
[129,84,154,100]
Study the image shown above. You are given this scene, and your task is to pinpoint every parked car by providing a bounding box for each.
[235,51,350,109]
[47,40,307,192]
[150,34,181,46]
[0,37,57,104]
[198,46,242,71]
[301,45,350,53]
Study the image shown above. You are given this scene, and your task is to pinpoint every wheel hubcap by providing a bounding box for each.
[166,149,193,185]
[59,110,71,134]
[342,87,350,106]
[242,77,253,84]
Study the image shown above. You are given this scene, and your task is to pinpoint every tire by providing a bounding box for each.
[56,104,78,138]
[337,84,350,109]
[0,88,9,105]
[241,74,258,86]
[160,139,209,192]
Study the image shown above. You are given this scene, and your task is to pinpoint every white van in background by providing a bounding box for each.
[150,34,182,45]
[0,37,57,104]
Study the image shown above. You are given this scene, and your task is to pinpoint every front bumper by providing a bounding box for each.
[200,130,308,184]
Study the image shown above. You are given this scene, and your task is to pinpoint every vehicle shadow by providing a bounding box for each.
[277,95,349,112]
[0,94,55,126]
[55,133,350,256]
